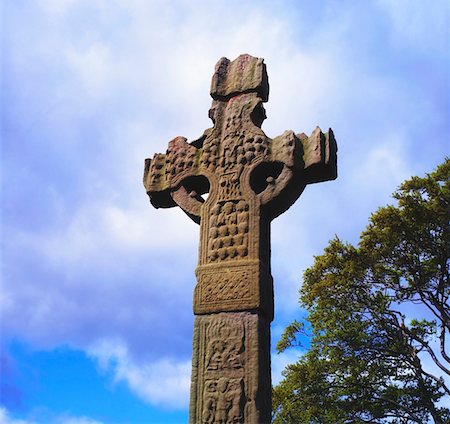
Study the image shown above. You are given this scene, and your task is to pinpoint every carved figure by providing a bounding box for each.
[202,381,217,424]
[223,338,243,369]
[206,339,226,370]
[226,378,244,423]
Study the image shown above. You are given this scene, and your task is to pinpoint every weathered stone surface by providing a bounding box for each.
[143,54,337,423]
[190,312,271,424]
[210,54,269,102]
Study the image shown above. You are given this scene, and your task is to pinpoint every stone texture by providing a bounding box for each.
[143,54,337,423]
[210,55,269,102]
[190,312,271,424]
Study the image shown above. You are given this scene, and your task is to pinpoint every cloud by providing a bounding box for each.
[12,200,199,266]
[2,0,449,417]
[65,43,115,100]
[271,348,305,386]
[0,407,103,424]
[377,0,449,52]
[87,338,304,407]
[0,407,32,424]
[3,0,348,353]
[88,339,191,409]
[36,0,79,17]
[4,0,447,350]
[56,417,103,424]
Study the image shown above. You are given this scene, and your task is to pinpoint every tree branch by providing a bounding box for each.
[440,324,450,367]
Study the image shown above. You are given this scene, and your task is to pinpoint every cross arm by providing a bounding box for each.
[143,136,208,223]
[253,126,337,219]
[300,126,337,184]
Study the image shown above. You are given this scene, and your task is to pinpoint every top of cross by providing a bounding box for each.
[210,54,269,101]
[144,54,337,225]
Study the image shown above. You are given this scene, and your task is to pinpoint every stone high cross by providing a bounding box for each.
[143,54,337,423]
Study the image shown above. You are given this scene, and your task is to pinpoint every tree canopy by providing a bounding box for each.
[273,159,450,424]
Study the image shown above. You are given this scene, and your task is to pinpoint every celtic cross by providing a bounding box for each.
[143,54,337,423]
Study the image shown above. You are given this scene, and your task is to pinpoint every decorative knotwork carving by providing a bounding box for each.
[201,270,250,303]
[194,261,263,315]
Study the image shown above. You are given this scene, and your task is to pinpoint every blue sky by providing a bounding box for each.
[1,0,449,423]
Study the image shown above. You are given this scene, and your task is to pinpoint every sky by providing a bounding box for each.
[1,0,449,423]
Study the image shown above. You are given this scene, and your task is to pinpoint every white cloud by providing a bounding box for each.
[87,338,305,407]
[13,200,198,267]
[353,130,412,201]
[377,0,449,52]
[0,408,33,424]
[4,0,440,356]
[57,417,103,424]
[0,408,103,424]
[88,339,191,409]
[57,418,102,424]
[271,348,304,386]
[37,0,79,16]
[3,0,346,351]
[3,0,449,417]
[65,43,115,99]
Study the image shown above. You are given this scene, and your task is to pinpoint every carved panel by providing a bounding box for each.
[217,173,242,201]
[191,312,272,424]
[197,314,246,424]
[200,142,219,172]
[205,316,245,372]
[219,126,268,174]
[194,262,260,315]
[165,136,198,181]
[270,130,298,167]
[208,199,249,263]
[201,269,250,304]
[148,154,165,186]
[201,377,244,424]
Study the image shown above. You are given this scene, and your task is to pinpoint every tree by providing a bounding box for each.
[273,159,450,424]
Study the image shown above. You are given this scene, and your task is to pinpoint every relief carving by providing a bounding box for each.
[201,316,246,423]
[200,270,251,304]
[201,142,219,171]
[202,377,244,424]
[205,315,244,371]
[206,337,243,371]
[218,173,242,201]
[165,136,198,180]
[208,200,249,262]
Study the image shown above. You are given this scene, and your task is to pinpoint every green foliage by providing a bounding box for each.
[276,320,306,352]
[273,159,450,424]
